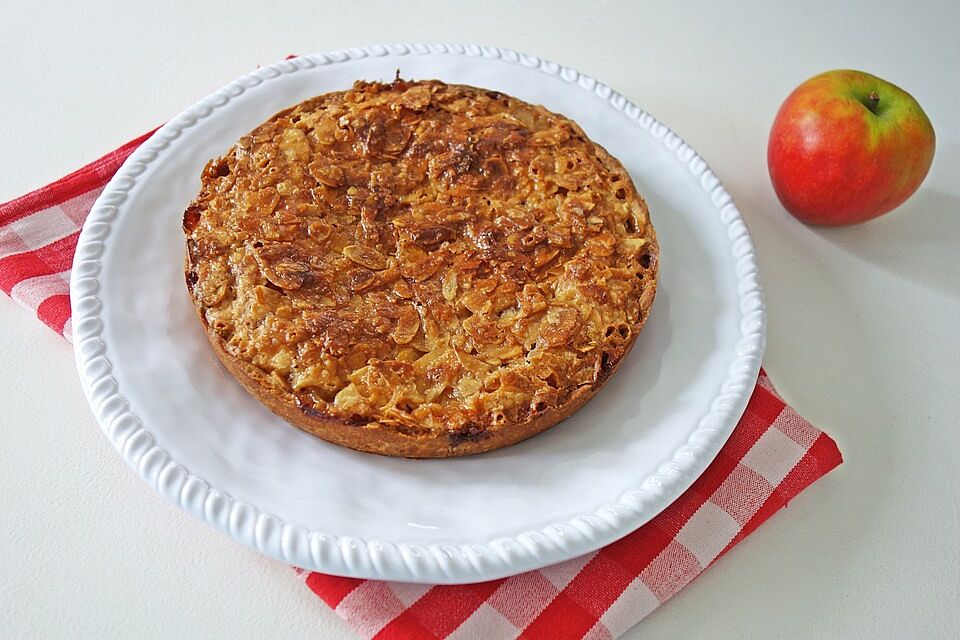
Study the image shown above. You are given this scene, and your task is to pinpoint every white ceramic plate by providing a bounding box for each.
[71,45,764,584]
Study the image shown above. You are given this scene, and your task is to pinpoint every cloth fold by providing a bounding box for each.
[0,132,842,640]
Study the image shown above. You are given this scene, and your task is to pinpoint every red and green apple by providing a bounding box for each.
[768,70,935,226]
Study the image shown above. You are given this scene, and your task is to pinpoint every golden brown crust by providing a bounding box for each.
[184,79,658,458]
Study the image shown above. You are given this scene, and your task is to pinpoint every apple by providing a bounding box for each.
[768,70,935,226]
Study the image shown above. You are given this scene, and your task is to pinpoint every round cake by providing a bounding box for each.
[183,78,658,458]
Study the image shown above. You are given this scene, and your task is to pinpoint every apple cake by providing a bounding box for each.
[183,78,658,458]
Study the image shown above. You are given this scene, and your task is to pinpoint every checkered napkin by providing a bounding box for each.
[1,133,842,640]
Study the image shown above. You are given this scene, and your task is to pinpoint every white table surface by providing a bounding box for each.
[2,1,958,638]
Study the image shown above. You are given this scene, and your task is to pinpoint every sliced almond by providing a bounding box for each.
[619,236,647,255]
[343,244,387,270]
[441,270,458,301]
[519,284,547,316]
[461,291,491,315]
[462,315,501,345]
[534,247,560,268]
[490,282,519,314]
[481,344,522,360]
[333,383,365,412]
[306,220,331,241]
[308,160,344,187]
[395,348,421,363]
[588,232,617,256]
[401,254,443,281]
[472,276,498,295]
[276,209,299,225]
[541,306,580,347]
[393,279,413,299]
[393,304,421,345]
[455,378,482,399]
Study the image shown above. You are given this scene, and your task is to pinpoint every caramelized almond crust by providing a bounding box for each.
[184,79,659,458]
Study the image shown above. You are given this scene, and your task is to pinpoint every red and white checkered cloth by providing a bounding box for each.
[1,132,842,640]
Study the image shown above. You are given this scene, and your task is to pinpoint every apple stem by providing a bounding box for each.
[866,91,880,114]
